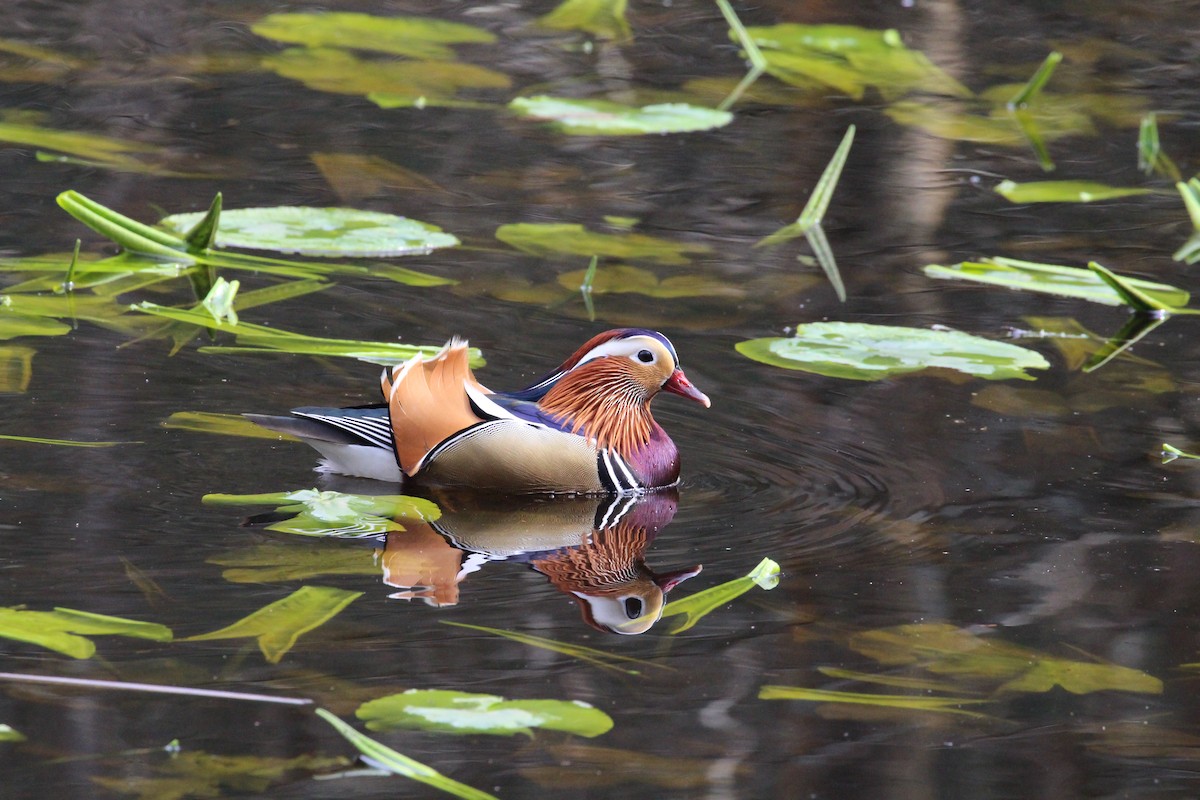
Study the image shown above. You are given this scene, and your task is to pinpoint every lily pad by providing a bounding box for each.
[357,690,613,737]
[160,206,459,257]
[994,179,1155,203]
[252,12,495,60]
[509,96,733,135]
[737,322,1050,381]
[0,606,172,659]
[496,223,709,264]
[924,257,1189,307]
[184,585,363,664]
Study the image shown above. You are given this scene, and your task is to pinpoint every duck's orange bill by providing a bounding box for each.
[663,368,711,408]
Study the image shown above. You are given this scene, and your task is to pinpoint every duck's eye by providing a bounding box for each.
[636,349,654,363]
[623,598,644,619]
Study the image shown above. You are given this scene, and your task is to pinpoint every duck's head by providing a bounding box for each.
[565,328,711,407]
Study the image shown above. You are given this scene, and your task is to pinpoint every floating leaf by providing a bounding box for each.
[262,48,508,106]
[924,257,1189,307]
[850,623,1162,695]
[817,667,971,693]
[133,301,481,366]
[92,751,347,800]
[885,98,1091,145]
[737,323,1050,381]
[1086,261,1196,314]
[758,685,990,718]
[184,585,363,663]
[357,690,613,738]
[203,489,440,537]
[746,24,970,101]
[252,12,495,60]
[0,606,172,659]
[441,621,661,675]
[994,179,1154,203]
[0,724,24,743]
[509,96,732,136]
[162,411,300,440]
[0,433,131,447]
[161,206,459,258]
[539,0,630,40]
[316,708,499,800]
[496,223,708,265]
[647,557,779,634]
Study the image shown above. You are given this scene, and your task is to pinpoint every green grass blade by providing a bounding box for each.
[716,0,767,71]
[0,433,133,447]
[798,124,855,229]
[758,685,991,718]
[1007,51,1062,108]
[1086,262,1172,313]
[1177,178,1200,230]
[183,192,223,251]
[580,255,597,321]
[1163,443,1200,463]
[1138,113,1181,181]
[1010,109,1054,172]
[804,225,845,302]
[440,620,663,674]
[315,708,499,800]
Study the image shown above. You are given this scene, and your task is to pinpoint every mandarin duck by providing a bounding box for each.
[247,329,709,494]
[378,492,700,633]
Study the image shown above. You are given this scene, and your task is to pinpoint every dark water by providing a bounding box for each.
[4,1,1200,798]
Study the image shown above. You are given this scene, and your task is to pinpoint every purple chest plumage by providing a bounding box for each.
[624,423,680,489]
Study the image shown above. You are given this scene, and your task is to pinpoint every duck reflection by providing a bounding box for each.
[378,490,701,634]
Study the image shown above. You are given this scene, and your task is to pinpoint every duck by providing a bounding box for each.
[246,328,710,494]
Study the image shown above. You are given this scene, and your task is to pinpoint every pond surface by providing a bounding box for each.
[4,1,1200,798]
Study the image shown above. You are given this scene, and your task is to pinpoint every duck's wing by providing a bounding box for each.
[244,405,402,482]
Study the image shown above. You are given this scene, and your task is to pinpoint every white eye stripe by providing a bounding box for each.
[576,336,673,368]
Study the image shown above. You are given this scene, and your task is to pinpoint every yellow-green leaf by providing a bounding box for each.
[651,557,779,634]
[184,586,362,663]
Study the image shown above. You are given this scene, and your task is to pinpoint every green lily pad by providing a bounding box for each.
[262,48,508,105]
[924,257,1189,307]
[203,489,441,537]
[0,606,172,659]
[160,206,459,257]
[509,96,733,135]
[737,322,1050,381]
[994,179,1155,203]
[496,223,709,264]
[745,24,970,101]
[252,12,495,60]
[539,0,631,40]
[184,585,362,664]
[357,690,614,737]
